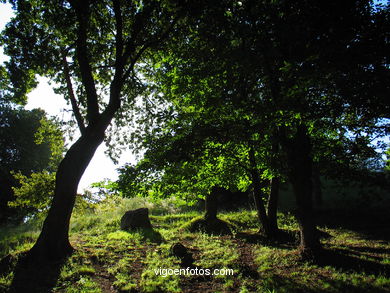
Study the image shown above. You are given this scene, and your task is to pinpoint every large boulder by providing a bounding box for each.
[120,208,152,231]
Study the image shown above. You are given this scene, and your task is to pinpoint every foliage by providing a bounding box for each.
[1,0,389,268]
[116,140,255,201]
[9,171,55,219]
[34,114,65,170]
[0,0,197,260]
[0,104,64,224]
[0,0,192,154]
[0,105,64,173]
[9,171,99,221]
[385,146,390,172]
[116,0,390,208]
[89,179,119,199]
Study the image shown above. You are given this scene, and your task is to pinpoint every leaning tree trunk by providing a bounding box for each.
[248,146,272,237]
[27,126,106,261]
[267,177,280,234]
[204,187,219,221]
[282,125,321,256]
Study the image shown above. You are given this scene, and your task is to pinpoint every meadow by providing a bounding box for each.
[0,195,389,293]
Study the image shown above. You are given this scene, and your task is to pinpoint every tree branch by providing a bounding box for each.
[99,0,138,128]
[113,0,124,67]
[99,0,126,124]
[71,0,100,124]
[61,49,86,135]
[123,17,179,82]
[121,3,155,63]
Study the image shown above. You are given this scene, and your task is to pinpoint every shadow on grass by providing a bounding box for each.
[348,245,390,255]
[8,252,66,293]
[316,248,390,277]
[261,272,389,293]
[235,229,298,248]
[137,228,164,244]
[315,208,390,242]
[257,246,390,293]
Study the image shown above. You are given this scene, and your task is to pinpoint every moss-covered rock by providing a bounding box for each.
[184,216,233,235]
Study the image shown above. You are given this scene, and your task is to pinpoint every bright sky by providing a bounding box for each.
[0,4,135,192]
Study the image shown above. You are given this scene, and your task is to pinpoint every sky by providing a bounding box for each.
[0,3,135,192]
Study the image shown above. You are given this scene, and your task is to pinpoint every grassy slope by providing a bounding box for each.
[0,196,389,293]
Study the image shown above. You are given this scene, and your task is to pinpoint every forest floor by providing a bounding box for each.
[0,197,389,293]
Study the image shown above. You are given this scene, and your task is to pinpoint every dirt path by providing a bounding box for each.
[92,264,116,293]
[74,235,261,293]
[233,238,260,292]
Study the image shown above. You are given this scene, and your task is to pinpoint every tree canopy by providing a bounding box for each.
[0,0,389,266]
[0,0,194,262]
[116,0,390,254]
[0,104,64,223]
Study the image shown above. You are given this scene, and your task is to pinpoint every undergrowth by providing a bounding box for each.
[0,196,389,293]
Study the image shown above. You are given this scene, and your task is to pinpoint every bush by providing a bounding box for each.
[9,171,55,220]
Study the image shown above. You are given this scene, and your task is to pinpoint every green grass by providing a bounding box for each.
[194,233,240,269]
[0,222,41,259]
[1,196,389,293]
[140,244,182,293]
[254,227,390,293]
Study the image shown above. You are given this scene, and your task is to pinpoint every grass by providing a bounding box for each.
[253,227,390,293]
[0,196,389,292]
[140,244,182,292]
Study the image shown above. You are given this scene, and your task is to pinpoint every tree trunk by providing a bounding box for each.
[282,125,321,256]
[27,127,105,261]
[312,163,323,207]
[205,187,219,220]
[267,177,280,234]
[251,177,271,237]
[248,146,271,236]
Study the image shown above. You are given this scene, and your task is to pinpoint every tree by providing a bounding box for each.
[1,0,186,261]
[0,104,64,224]
[116,0,295,239]
[115,79,284,236]
[9,171,56,220]
[119,0,390,256]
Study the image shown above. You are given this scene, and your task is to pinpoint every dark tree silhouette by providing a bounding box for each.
[1,0,185,262]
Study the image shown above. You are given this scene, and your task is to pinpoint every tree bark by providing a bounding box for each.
[205,187,219,220]
[267,177,280,234]
[248,145,271,236]
[27,126,106,261]
[282,125,321,256]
